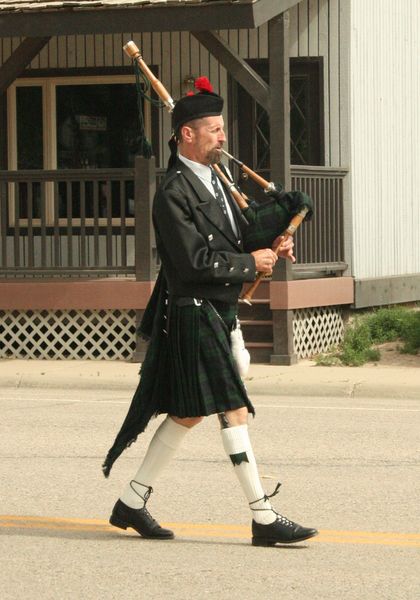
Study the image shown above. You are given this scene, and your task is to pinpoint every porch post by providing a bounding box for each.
[268,11,297,365]
[0,92,6,169]
[132,155,156,362]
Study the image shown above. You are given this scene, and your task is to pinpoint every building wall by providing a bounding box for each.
[350,0,420,279]
[0,0,349,169]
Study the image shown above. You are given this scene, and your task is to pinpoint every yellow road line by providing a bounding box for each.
[1,516,419,547]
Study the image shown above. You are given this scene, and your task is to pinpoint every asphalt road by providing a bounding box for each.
[1,387,419,600]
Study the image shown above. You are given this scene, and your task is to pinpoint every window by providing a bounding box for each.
[17,86,43,170]
[56,84,139,170]
[231,58,324,172]
[290,60,323,165]
[7,75,156,227]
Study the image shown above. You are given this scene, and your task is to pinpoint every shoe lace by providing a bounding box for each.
[129,480,155,517]
[274,513,294,528]
[249,482,295,528]
[249,481,282,513]
[141,505,158,525]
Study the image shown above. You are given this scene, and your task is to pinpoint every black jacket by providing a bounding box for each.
[153,158,258,304]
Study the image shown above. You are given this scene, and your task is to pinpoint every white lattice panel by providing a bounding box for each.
[0,309,137,360]
[293,307,344,359]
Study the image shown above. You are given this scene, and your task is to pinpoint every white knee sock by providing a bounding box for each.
[221,424,277,525]
[120,416,189,509]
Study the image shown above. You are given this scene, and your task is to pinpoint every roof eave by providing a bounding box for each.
[0,3,260,37]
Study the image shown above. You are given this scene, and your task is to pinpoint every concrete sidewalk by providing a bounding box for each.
[0,358,419,399]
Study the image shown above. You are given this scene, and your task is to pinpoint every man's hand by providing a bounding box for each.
[272,235,296,263]
[251,249,278,274]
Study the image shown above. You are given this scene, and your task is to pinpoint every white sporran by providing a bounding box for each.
[230,319,251,378]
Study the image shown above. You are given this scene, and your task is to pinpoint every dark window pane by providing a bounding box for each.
[291,76,310,164]
[234,58,323,171]
[56,84,139,170]
[56,83,139,218]
[255,104,270,170]
[16,86,43,169]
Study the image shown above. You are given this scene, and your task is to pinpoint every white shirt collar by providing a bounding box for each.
[178,153,213,184]
[177,153,239,238]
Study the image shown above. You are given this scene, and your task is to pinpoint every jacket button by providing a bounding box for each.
[229,267,234,272]
[243,267,249,273]
[225,283,230,286]
[213,262,219,269]
[208,234,214,241]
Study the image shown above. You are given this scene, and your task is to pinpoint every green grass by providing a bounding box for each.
[315,306,419,366]
[401,310,420,354]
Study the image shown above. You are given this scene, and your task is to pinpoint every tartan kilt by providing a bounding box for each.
[160,299,254,417]
[102,292,254,478]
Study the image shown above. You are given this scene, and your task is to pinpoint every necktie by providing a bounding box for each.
[210,169,229,217]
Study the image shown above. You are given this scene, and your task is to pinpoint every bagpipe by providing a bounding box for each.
[123,41,312,304]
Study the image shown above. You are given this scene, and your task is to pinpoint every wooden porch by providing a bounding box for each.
[0,160,348,279]
[0,158,352,362]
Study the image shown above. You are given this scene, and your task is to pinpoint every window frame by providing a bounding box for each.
[7,74,150,228]
[228,57,325,171]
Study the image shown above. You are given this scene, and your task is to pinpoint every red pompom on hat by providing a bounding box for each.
[171,76,223,135]
[194,76,214,93]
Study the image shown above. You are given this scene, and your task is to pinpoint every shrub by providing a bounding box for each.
[314,352,342,366]
[338,320,380,366]
[401,311,420,354]
[364,306,408,343]
[314,306,419,366]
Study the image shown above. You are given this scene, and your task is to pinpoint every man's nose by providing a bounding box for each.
[218,130,226,142]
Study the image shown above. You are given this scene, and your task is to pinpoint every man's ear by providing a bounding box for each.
[180,125,194,144]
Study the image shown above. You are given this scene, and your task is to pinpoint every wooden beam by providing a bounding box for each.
[0,92,6,169]
[253,0,301,28]
[0,279,154,310]
[268,11,296,366]
[0,5,256,38]
[0,37,50,93]
[269,13,291,190]
[192,31,270,112]
[270,277,354,309]
[134,156,156,282]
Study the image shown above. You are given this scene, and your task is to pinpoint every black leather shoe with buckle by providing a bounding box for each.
[109,497,174,540]
[252,515,318,546]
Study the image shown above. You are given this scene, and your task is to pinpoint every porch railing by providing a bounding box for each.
[0,168,135,277]
[290,166,348,275]
[0,164,348,278]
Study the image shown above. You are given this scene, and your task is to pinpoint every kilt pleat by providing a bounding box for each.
[161,300,254,418]
[166,303,201,417]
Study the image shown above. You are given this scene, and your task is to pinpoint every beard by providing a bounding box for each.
[206,146,222,165]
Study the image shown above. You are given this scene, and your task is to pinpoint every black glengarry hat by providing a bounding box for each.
[171,77,223,135]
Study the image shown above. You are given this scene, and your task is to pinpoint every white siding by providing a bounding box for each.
[350,0,420,278]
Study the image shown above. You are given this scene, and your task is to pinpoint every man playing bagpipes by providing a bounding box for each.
[103,78,317,546]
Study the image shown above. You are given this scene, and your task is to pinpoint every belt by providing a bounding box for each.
[172,297,203,307]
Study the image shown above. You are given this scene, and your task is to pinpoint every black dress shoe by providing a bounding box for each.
[109,499,174,540]
[252,514,318,546]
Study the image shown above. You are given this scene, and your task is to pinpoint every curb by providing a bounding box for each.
[1,370,419,400]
